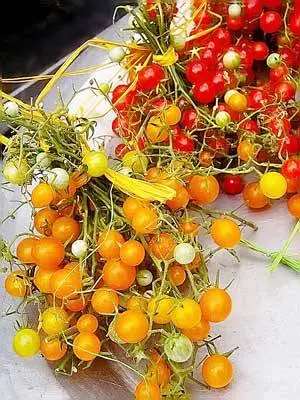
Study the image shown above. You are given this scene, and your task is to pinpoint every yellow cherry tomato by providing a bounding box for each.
[83,151,109,177]
[210,218,241,249]
[163,104,181,126]
[146,116,169,143]
[227,92,247,112]
[148,296,176,324]
[122,150,149,173]
[171,298,202,329]
[260,171,287,199]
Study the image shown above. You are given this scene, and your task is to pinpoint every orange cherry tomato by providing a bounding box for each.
[52,216,80,243]
[77,314,98,333]
[40,337,67,361]
[145,167,169,183]
[202,355,233,388]
[123,197,145,221]
[163,179,190,210]
[286,177,299,194]
[92,288,119,314]
[188,175,219,205]
[146,116,169,143]
[200,288,232,322]
[31,183,55,208]
[237,140,255,161]
[34,208,60,236]
[288,194,300,218]
[5,271,27,297]
[126,295,148,312]
[33,237,65,269]
[103,259,136,290]
[16,237,38,264]
[97,230,125,259]
[168,264,186,286]
[65,295,88,312]
[187,252,202,272]
[120,240,145,266]
[73,332,101,361]
[148,233,176,260]
[243,181,269,209]
[149,358,171,387]
[50,262,82,299]
[227,92,247,112]
[135,381,161,400]
[171,298,202,329]
[179,219,200,236]
[34,268,56,293]
[115,310,149,343]
[199,150,213,167]
[182,319,210,342]
[210,218,241,248]
[132,207,159,234]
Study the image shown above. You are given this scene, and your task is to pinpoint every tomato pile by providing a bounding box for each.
[0,0,300,399]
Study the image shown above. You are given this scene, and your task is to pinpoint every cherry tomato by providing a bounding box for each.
[92,287,119,314]
[211,218,241,249]
[260,11,282,33]
[289,12,300,36]
[269,64,289,83]
[65,295,88,312]
[146,116,169,143]
[180,108,199,130]
[164,179,190,210]
[135,381,161,400]
[202,355,233,388]
[260,172,287,199]
[149,357,171,387]
[97,230,125,259]
[149,233,176,260]
[279,47,296,67]
[172,133,195,153]
[115,310,149,343]
[252,41,269,60]
[185,59,208,84]
[111,84,137,111]
[40,337,67,361]
[281,159,300,179]
[115,143,130,159]
[237,140,255,161]
[50,263,82,299]
[52,216,80,243]
[77,314,98,333]
[222,175,244,195]
[126,295,148,312]
[179,219,199,236]
[132,207,159,234]
[188,175,219,205]
[34,208,59,236]
[212,71,226,95]
[123,197,145,221]
[31,183,55,208]
[120,240,145,266]
[244,0,262,18]
[34,268,56,293]
[275,81,296,102]
[211,28,232,49]
[243,182,269,209]
[103,259,136,290]
[269,118,291,137]
[262,0,282,9]
[199,150,214,167]
[73,332,101,361]
[168,264,186,286]
[281,134,300,156]
[247,89,269,109]
[227,15,243,30]
[163,104,181,126]
[193,80,216,104]
[41,307,69,335]
[288,194,300,217]
[182,319,210,342]
[200,287,232,322]
[227,92,248,112]
[5,271,27,297]
[148,296,176,324]
[171,298,202,329]
[137,64,165,91]
[13,329,40,358]
[112,117,132,139]
[16,237,38,264]
[33,237,65,269]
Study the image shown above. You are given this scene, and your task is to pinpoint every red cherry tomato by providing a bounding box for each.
[252,42,269,60]
[289,12,300,36]
[281,159,300,179]
[212,71,226,95]
[227,16,243,31]
[247,89,269,109]
[115,143,130,159]
[280,134,300,156]
[211,28,232,50]
[193,81,216,104]
[137,64,165,91]
[111,85,137,111]
[275,81,296,102]
[112,117,132,140]
[206,136,230,158]
[269,65,289,83]
[260,11,282,33]
[172,133,195,153]
[180,108,200,130]
[222,175,245,195]
[261,0,282,9]
[240,119,260,134]
[269,118,291,137]
[199,48,218,67]
[185,60,208,84]
[244,0,262,19]
[279,47,296,67]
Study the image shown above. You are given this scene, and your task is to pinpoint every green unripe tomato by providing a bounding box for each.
[3,159,29,185]
[83,151,109,177]
[267,53,282,68]
[223,51,241,69]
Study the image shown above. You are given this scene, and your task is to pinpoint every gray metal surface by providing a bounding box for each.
[2,14,300,400]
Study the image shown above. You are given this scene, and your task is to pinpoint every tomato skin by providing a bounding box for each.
[171,298,202,329]
[281,134,300,156]
[193,80,216,104]
[52,216,80,243]
[77,314,98,333]
[164,179,190,210]
[34,268,56,293]
[206,136,230,158]
[115,310,149,343]
[148,296,176,324]
[137,64,165,91]
[180,108,199,130]
[149,358,171,387]
[181,319,210,342]
[65,295,88,312]
[227,15,243,31]
[73,332,101,361]
[120,240,145,266]
[211,218,241,248]
[41,307,69,335]
[247,89,269,109]
[103,259,136,290]
[112,117,132,140]
[269,64,289,83]
[126,296,148,312]
[269,118,291,137]
[31,183,55,208]
[200,288,232,322]
[260,172,287,199]
[288,194,300,217]
[227,92,248,112]
[281,159,300,179]
[34,208,60,236]
[243,182,269,209]
[135,381,161,400]
[50,263,82,299]
[115,143,130,159]
[149,233,176,260]
[244,0,262,19]
[275,81,296,102]
[16,237,38,264]
[5,271,27,297]
[33,237,65,269]
[172,133,195,153]
[132,207,158,234]
[168,264,186,286]
[40,337,67,361]
[289,12,300,36]
[188,175,219,205]
[123,197,145,221]
[92,287,119,314]
[13,329,40,358]
[202,355,233,388]
[260,11,282,33]
[111,84,137,111]
[97,230,125,259]
[252,41,269,60]
[222,175,244,195]
[185,59,208,84]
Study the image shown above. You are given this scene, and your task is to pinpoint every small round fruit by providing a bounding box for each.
[52,216,80,243]
[41,307,69,335]
[71,240,88,258]
[259,172,287,199]
[149,233,176,260]
[97,230,125,259]
[202,355,233,388]
[228,3,241,17]
[102,259,136,291]
[115,310,149,343]
[135,381,161,400]
[164,333,193,363]
[47,168,69,190]
[200,288,232,322]
[40,337,67,361]
[227,92,247,112]
[188,175,219,205]
[50,265,82,299]
[73,332,101,361]
[215,111,231,127]
[77,314,98,333]
[122,150,149,173]
[120,240,145,266]
[243,182,269,209]
[148,296,176,324]
[13,329,40,358]
[92,288,119,314]
[287,194,300,218]
[4,101,19,117]
[210,218,241,248]
[3,160,29,185]
[122,197,145,221]
[267,53,282,68]
[171,299,202,329]
[181,319,210,342]
[33,237,65,269]
[16,237,38,264]
[34,268,55,293]
[137,269,153,286]
[163,104,181,126]
[31,183,55,208]
[34,208,59,236]
[173,243,196,264]
[132,207,158,234]
[5,271,27,297]
[222,50,241,69]
[168,264,186,286]
[83,151,109,177]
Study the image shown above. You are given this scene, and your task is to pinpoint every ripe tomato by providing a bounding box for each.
[199,150,213,166]
[149,233,176,260]
[269,118,291,137]
[275,81,296,102]
[227,92,248,112]
[171,298,202,329]
[269,64,289,82]
[120,240,145,266]
[77,314,98,333]
[281,134,300,156]
[200,288,232,322]
[172,133,195,153]
[247,89,269,109]
[185,59,208,84]
[132,207,158,234]
[16,237,38,264]
[164,180,190,210]
[97,230,125,259]
[34,268,56,293]
[240,119,259,134]
[115,310,149,343]
[126,295,148,312]
[137,64,165,91]
[210,218,241,248]
[148,296,176,324]
[162,104,181,126]
[65,295,88,312]
[51,216,80,243]
[31,183,55,208]
[34,208,59,236]
[222,175,244,195]
[33,237,65,269]
[289,12,300,36]
[260,172,287,199]
[149,358,171,387]
[243,182,269,209]
[73,332,101,361]
[188,175,220,205]
[115,143,130,159]
[227,15,243,30]
[92,287,119,314]
[111,84,137,111]
[5,271,27,297]
[202,355,233,388]
[135,381,161,400]
[146,116,169,143]
[112,117,132,140]
[252,41,269,60]
[193,80,216,104]
[40,337,67,361]
[182,319,210,342]
[244,0,262,18]
[279,47,296,66]
[212,71,226,95]
[179,219,199,236]
[288,194,300,217]
[260,11,282,33]
[50,263,82,299]
[237,140,255,161]
[41,307,69,335]
[103,259,136,290]
[282,159,300,179]
[123,197,145,221]
[168,264,186,286]
[180,108,199,130]
[13,328,40,358]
